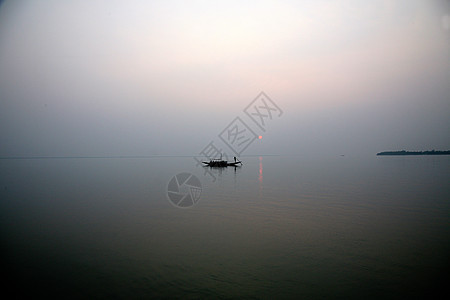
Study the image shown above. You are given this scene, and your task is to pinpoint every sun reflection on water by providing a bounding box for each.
[259,156,263,193]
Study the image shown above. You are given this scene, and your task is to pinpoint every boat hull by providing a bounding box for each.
[202,161,242,167]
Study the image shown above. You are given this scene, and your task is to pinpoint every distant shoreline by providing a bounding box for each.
[377,150,450,156]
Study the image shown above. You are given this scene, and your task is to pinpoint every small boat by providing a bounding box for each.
[202,159,242,167]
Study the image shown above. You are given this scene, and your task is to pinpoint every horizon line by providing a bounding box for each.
[0,154,283,160]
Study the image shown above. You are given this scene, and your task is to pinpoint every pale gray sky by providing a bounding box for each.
[1,0,449,157]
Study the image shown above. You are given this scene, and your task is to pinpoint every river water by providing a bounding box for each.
[1,154,449,298]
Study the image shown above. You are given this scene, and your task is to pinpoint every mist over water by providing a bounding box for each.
[1,0,450,298]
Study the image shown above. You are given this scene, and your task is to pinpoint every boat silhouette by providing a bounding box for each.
[202,156,242,167]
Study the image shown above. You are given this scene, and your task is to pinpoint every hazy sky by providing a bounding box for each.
[1,0,449,157]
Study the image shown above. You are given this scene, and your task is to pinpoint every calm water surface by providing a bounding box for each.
[1,155,449,298]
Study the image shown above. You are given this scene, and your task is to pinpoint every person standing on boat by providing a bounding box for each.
[234,156,236,163]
